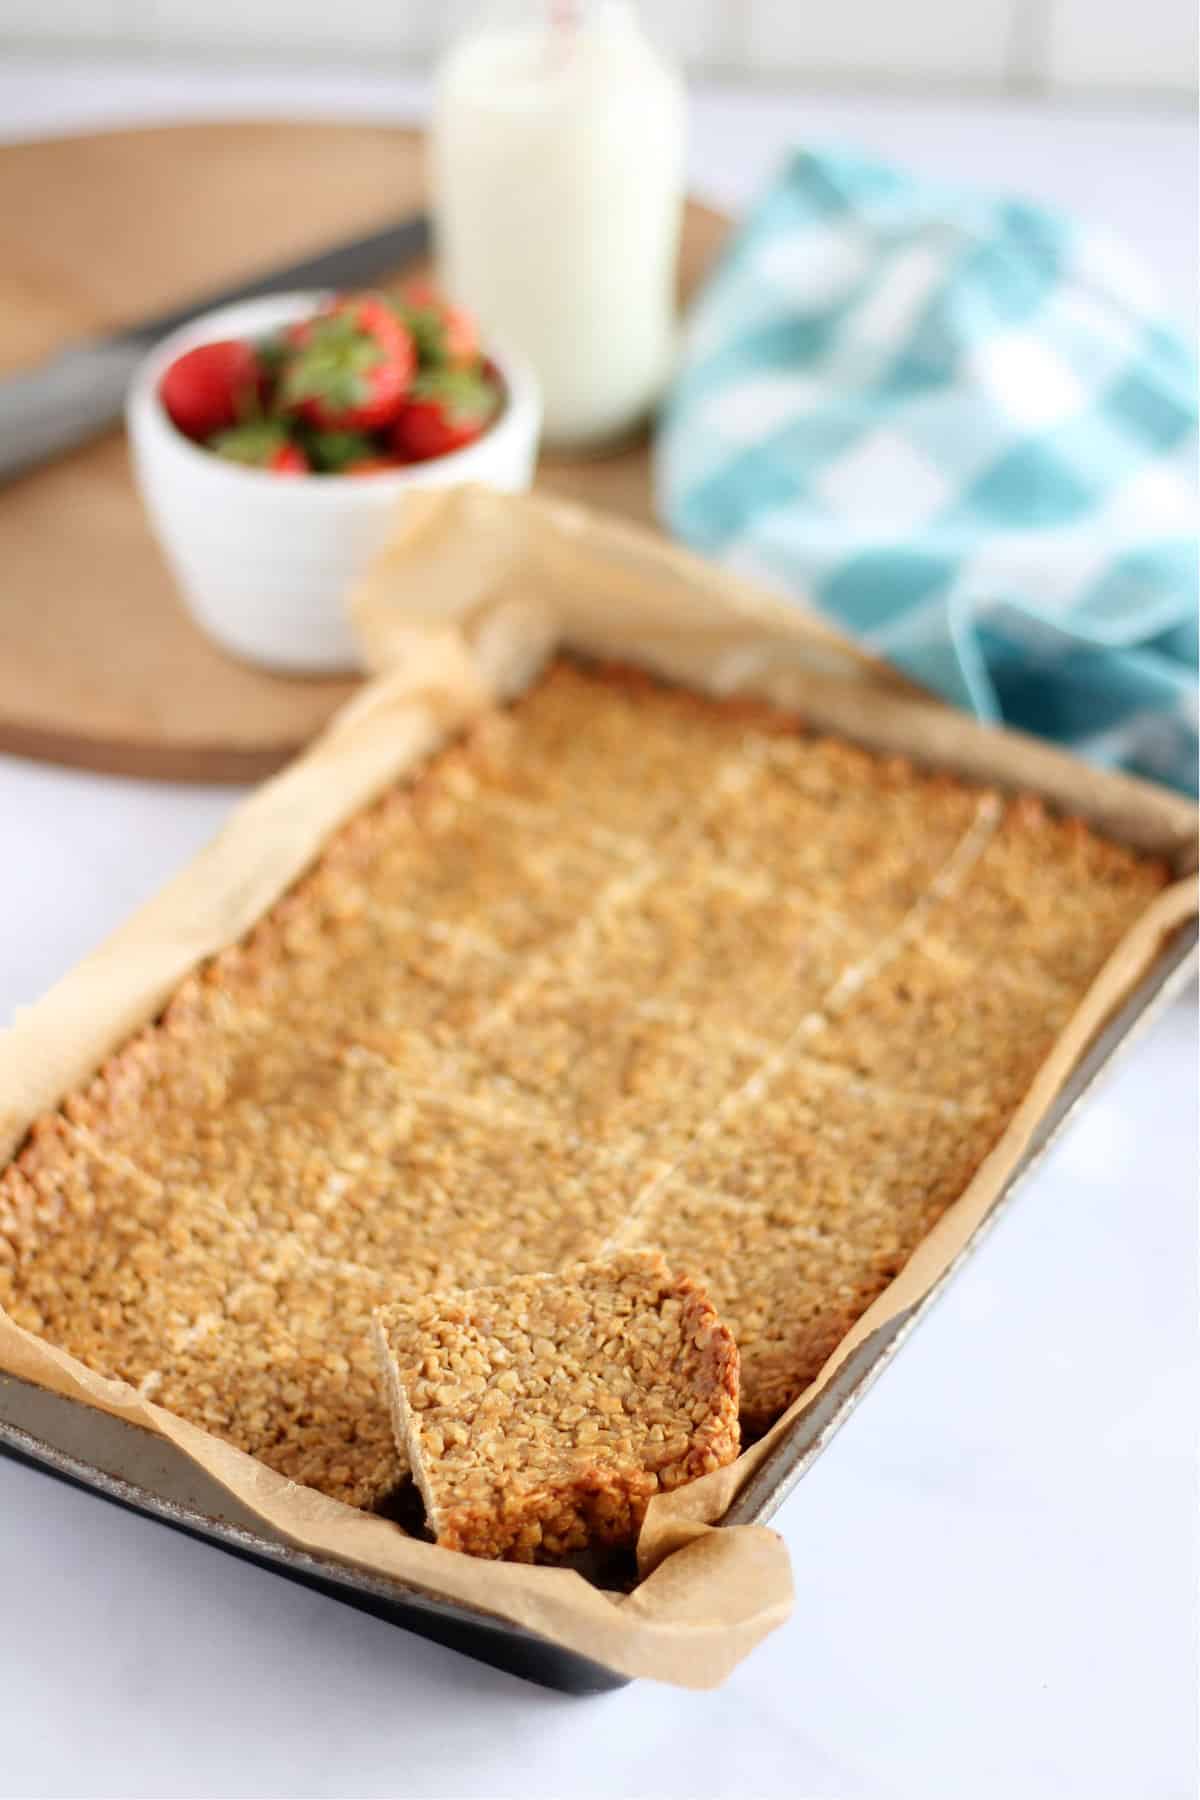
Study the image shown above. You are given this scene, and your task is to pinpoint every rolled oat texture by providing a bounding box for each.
[0,662,1169,1509]
[373,1249,741,1561]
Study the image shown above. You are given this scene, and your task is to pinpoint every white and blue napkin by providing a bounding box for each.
[656,148,1198,793]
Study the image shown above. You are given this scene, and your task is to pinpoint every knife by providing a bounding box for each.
[0,211,431,487]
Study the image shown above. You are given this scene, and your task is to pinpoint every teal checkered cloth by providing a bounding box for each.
[655,148,1198,794]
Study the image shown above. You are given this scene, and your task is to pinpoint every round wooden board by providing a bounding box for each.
[0,122,730,784]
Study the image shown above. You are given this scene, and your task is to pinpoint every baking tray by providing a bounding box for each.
[1,919,1194,1694]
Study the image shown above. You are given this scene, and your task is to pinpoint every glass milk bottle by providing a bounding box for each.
[430,0,686,451]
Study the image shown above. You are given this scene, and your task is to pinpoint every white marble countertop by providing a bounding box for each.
[0,63,1195,1800]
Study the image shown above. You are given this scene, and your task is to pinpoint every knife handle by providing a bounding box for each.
[0,340,146,485]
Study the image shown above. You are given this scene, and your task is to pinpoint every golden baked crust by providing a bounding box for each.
[0,658,1171,1510]
[373,1250,740,1561]
[0,1113,408,1508]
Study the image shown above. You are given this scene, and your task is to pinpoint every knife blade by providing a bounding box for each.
[0,211,431,487]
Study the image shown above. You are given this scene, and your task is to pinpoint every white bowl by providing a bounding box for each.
[126,291,541,673]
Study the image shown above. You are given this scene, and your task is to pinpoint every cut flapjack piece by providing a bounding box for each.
[632,1178,933,1433]
[1,1121,414,1509]
[804,943,1078,1116]
[694,732,991,935]
[469,661,776,843]
[914,794,1171,992]
[204,874,507,1065]
[322,763,635,956]
[143,1193,435,1510]
[146,1243,418,1509]
[674,1057,997,1216]
[634,1066,1002,1430]
[372,1250,740,1561]
[66,1006,419,1205]
[459,981,769,1160]
[0,1118,263,1380]
[571,868,869,1044]
[69,1015,623,1281]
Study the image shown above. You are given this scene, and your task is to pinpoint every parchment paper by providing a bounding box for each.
[1,486,1195,1689]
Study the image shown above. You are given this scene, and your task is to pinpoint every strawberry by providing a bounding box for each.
[394,281,481,371]
[390,368,501,463]
[160,339,264,441]
[268,443,309,475]
[208,421,308,473]
[281,295,416,432]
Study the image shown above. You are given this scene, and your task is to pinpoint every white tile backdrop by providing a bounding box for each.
[742,0,1014,85]
[0,0,1194,98]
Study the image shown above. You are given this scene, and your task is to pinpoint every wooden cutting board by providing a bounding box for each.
[0,122,730,783]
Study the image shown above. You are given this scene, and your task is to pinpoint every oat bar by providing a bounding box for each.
[0,659,1170,1513]
[372,1250,740,1561]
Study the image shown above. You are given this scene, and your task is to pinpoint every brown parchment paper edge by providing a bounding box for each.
[0,485,1194,1690]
